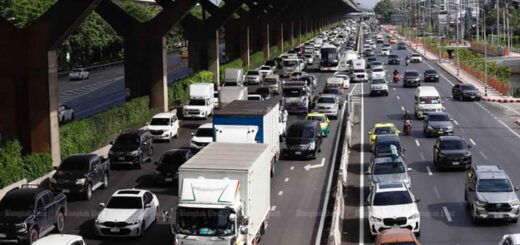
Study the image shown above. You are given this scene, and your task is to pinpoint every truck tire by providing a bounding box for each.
[84,184,92,200]
[27,228,38,245]
[102,173,109,189]
[270,164,275,177]
[54,211,65,233]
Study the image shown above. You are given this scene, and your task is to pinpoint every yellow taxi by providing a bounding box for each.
[368,123,400,151]
[305,113,330,137]
[389,38,397,44]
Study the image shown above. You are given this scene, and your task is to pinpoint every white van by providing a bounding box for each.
[414,86,443,119]
[351,59,368,83]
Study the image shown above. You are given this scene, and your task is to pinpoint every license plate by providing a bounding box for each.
[164,178,173,182]
[118,157,125,160]
[62,189,70,193]
[471,96,475,99]
[494,213,503,219]
[0,233,6,238]
[295,151,302,155]
[110,227,120,233]
[452,162,460,166]
[291,106,297,111]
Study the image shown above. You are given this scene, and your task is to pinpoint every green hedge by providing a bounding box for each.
[168,71,214,107]
[0,140,52,188]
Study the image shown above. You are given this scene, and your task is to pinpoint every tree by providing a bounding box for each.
[374,0,396,24]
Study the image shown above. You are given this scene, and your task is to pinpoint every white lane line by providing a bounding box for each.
[433,186,441,199]
[480,151,488,160]
[401,106,405,111]
[460,128,466,134]
[453,120,459,126]
[426,166,433,176]
[359,82,365,245]
[284,177,290,182]
[419,152,426,161]
[290,166,295,170]
[469,138,477,146]
[498,119,520,139]
[271,205,277,211]
[443,206,453,222]
[396,95,400,100]
[415,139,421,147]
[278,191,284,196]
[393,87,396,92]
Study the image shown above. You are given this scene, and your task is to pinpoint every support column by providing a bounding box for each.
[289,21,294,48]
[297,21,302,46]
[277,22,284,52]
[261,22,270,58]
[208,29,220,86]
[188,37,202,74]
[239,19,250,67]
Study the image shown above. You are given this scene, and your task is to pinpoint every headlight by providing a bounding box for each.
[76,178,86,185]
[369,216,382,222]
[308,142,316,150]
[427,126,433,130]
[50,178,57,184]
[130,150,140,156]
[511,200,519,206]
[475,201,486,207]
[408,213,420,220]
[15,223,27,232]
[129,220,140,225]
[95,220,102,225]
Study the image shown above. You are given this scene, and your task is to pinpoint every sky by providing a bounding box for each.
[358,0,379,9]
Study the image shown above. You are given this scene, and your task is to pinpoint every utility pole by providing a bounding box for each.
[497,0,500,41]
[456,2,460,76]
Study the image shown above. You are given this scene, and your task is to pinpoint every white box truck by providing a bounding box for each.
[213,100,281,176]
[222,68,244,87]
[218,87,248,109]
[172,143,272,245]
[183,83,215,119]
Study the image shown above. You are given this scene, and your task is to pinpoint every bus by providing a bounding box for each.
[320,44,340,71]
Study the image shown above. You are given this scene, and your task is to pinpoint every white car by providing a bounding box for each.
[352,69,368,83]
[146,112,179,142]
[369,78,389,96]
[304,53,314,65]
[410,53,422,63]
[95,189,159,237]
[190,123,213,149]
[371,67,386,79]
[381,47,391,56]
[367,182,421,236]
[33,234,85,245]
[68,68,89,80]
[258,65,273,77]
[314,95,339,119]
[245,70,262,85]
[334,71,351,89]
[500,234,520,245]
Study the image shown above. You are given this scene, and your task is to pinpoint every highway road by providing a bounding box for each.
[343,32,520,244]
[60,48,353,245]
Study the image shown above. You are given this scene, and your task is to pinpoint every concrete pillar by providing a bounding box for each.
[297,21,302,46]
[239,19,250,67]
[261,23,270,58]
[277,22,284,52]
[188,38,202,74]
[208,29,220,86]
[290,21,294,48]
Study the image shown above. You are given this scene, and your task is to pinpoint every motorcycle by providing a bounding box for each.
[403,119,412,135]
[393,74,400,83]
[405,59,410,66]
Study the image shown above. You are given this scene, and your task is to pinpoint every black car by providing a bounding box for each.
[154,149,193,184]
[255,87,274,100]
[363,49,374,57]
[366,57,377,69]
[108,130,153,169]
[423,69,439,82]
[285,120,323,159]
[388,54,401,65]
[0,188,67,244]
[403,70,421,87]
[274,57,283,69]
[265,60,277,70]
[433,136,472,171]
[397,42,406,50]
[452,84,481,101]
[373,134,402,157]
[423,112,454,137]
[51,154,110,200]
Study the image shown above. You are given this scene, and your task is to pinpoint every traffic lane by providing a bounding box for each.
[261,70,352,245]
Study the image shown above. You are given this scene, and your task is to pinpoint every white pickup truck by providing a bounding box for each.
[183,83,215,119]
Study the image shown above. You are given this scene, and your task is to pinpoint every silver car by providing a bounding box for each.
[465,165,520,223]
[367,153,411,189]
[245,70,262,85]
[314,95,339,119]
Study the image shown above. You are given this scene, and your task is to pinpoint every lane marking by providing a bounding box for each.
[359,82,365,245]
[304,157,326,171]
[278,191,284,196]
[469,138,477,146]
[426,166,433,176]
[393,87,396,92]
[498,119,520,139]
[284,177,290,182]
[290,166,295,170]
[453,120,459,126]
[443,206,453,222]
[479,151,488,160]
[401,106,405,111]
[415,139,421,147]
[419,152,426,161]
[396,95,400,100]
[460,128,466,134]
[271,205,277,211]
[433,186,441,199]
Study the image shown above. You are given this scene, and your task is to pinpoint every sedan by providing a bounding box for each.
[153,149,192,183]
[452,84,481,101]
[423,112,454,137]
[388,54,401,65]
[433,136,472,171]
[371,67,386,79]
[423,69,439,82]
[410,53,422,63]
[305,113,330,136]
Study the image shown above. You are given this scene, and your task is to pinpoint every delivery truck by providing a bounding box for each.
[183,83,215,119]
[171,143,272,245]
[218,87,248,109]
[213,99,281,176]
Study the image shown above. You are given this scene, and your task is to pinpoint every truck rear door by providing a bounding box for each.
[215,125,259,143]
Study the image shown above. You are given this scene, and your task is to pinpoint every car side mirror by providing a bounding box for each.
[468,144,472,149]
[53,166,59,171]
[407,168,413,172]
[515,187,520,192]
[469,187,475,192]
[415,198,421,203]
[367,132,372,135]
[191,132,195,136]
[99,203,105,208]
[109,141,114,145]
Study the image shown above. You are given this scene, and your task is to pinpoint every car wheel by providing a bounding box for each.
[54,211,65,233]
[415,230,420,237]
[28,228,38,245]
[102,173,109,189]
[512,218,518,223]
[136,155,143,169]
[70,113,75,121]
[140,222,146,237]
[84,183,92,200]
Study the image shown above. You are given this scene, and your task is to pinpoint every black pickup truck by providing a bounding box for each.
[50,154,110,200]
[0,187,67,244]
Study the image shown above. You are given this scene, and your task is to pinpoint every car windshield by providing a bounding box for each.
[419,96,440,104]
[374,127,395,134]
[412,54,420,57]
[375,142,401,155]
[106,196,142,209]
[440,140,466,150]
[195,128,213,137]
[318,97,335,103]
[372,79,385,84]
[461,84,477,91]
[373,68,384,72]
[428,114,449,121]
[264,78,277,85]
[0,193,35,213]
[477,179,513,192]
[425,70,437,75]
[256,88,270,95]
[373,191,413,206]
[260,67,270,70]
[373,161,406,174]
[176,207,234,236]
[287,125,315,138]
[223,82,238,87]
[389,55,398,58]
[72,69,82,72]
[405,71,419,77]
[150,118,170,126]
[188,99,206,106]
[115,134,140,146]
[305,54,312,58]
[283,60,298,67]
[283,88,306,97]
[247,71,259,75]
[59,159,89,172]
[323,87,340,95]
[354,69,365,73]
[307,116,325,122]
[248,96,261,101]
[381,243,416,245]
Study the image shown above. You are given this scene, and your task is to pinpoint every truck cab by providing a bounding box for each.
[183,83,215,119]
[282,80,311,114]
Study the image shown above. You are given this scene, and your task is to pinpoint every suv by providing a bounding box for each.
[423,112,454,137]
[403,70,421,87]
[285,120,323,159]
[465,165,520,223]
[51,154,110,200]
[352,69,368,83]
[388,54,400,65]
[190,123,213,150]
[397,42,406,50]
[367,182,421,236]
[108,130,153,169]
[433,136,472,171]
[423,69,439,82]
[0,187,67,244]
[146,112,179,142]
[410,53,422,63]
[314,95,339,119]
[369,78,389,96]
[367,149,411,189]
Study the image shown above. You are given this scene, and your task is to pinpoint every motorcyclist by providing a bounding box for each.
[393,69,399,76]
[402,110,412,133]
[405,56,410,66]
